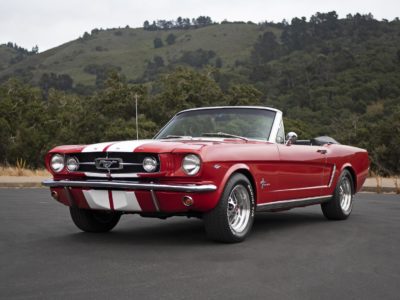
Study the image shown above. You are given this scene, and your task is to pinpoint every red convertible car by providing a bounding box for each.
[43,106,369,242]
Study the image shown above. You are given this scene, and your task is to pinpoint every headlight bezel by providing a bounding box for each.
[50,154,65,173]
[182,154,201,176]
[142,156,158,173]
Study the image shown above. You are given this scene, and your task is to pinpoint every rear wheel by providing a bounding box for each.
[321,169,354,220]
[69,207,121,232]
[204,173,255,243]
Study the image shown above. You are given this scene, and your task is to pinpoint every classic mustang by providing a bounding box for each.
[43,106,369,242]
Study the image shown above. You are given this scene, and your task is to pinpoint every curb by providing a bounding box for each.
[360,186,398,194]
[0,182,44,188]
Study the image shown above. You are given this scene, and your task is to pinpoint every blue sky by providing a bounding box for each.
[1,0,399,52]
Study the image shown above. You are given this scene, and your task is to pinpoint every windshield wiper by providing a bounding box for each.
[160,135,192,139]
[201,132,248,141]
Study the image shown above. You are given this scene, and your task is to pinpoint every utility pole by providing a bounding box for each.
[135,93,139,140]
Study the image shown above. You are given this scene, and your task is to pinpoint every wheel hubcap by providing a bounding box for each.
[227,185,251,234]
[339,177,352,214]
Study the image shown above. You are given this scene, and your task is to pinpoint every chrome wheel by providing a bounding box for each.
[339,176,353,214]
[227,185,251,234]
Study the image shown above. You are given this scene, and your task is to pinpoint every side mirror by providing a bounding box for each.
[286,132,298,145]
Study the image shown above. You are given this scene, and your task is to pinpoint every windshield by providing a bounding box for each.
[155,108,276,140]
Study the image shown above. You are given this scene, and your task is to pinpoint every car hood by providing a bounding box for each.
[50,138,262,155]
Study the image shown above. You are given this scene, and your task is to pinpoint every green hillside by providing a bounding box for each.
[1,13,400,174]
[0,23,277,86]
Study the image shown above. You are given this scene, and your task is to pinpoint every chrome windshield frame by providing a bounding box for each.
[153,106,282,143]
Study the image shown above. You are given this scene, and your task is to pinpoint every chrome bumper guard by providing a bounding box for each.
[42,179,217,193]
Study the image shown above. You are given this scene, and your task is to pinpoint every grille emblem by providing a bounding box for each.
[95,158,123,170]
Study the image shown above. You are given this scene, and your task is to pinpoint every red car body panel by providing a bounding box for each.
[45,138,369,214]
[43,106,369,216]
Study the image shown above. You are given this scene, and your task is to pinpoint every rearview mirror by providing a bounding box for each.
[286,132,298,145]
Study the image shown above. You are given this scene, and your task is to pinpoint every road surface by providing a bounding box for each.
[1,189,399,299]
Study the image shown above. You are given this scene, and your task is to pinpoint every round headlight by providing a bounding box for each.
[143,157,157,172]
[182,154,201,176]
[66,157,79,172]
[50,154,64,173]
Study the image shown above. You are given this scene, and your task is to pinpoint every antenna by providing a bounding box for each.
[135,93,139,140]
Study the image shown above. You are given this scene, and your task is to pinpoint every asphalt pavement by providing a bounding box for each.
[1,189,399,300]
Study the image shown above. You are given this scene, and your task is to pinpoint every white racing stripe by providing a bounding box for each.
[112,191,142,211]
[106,140,154,152]
[83,190,110,210]
[82,190,142,211]
[81,142,116,152]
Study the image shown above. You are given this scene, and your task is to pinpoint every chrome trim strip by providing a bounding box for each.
[328,164,336,188]
[256,195,332,212]
[177,106,282,114]
[42,179,217,193]
[268,110,282,143]
[272,185,327,192]
[79,162,144,166]
[120,162,146,166]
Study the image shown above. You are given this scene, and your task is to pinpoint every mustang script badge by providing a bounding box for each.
[95,158,123,170]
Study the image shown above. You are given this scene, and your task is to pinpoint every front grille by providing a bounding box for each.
[68,152,160,174]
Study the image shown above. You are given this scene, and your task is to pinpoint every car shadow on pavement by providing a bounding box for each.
[55,210,326,246]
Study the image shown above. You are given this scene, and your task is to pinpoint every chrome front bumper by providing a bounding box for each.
[42,179,217,193]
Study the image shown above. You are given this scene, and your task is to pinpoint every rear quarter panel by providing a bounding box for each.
[325,144,369,193]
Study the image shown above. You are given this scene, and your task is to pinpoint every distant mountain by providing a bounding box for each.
[0,23,278,86]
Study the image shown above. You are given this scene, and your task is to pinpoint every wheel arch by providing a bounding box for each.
[342,164,357,193]
[219,164,257,203]
[235,169,257,202]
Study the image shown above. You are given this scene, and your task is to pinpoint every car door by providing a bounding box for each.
[273,144,328,201]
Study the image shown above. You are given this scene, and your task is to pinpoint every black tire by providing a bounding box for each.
[321,169,354,220]
[204,173,255,243]
[69,207,121,233]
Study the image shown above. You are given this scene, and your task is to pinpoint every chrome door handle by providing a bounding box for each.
[317,149,327,154]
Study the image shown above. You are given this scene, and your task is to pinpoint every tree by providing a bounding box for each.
[227,84,263,106]
[31,45,39,54]
[215,57,223,68]
[166,33,176,45]
[150,67,224,124]
[178,49,216,68]
[251,31,282,64]
[153,37,164,48]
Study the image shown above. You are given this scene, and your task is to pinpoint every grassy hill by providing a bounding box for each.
[0,23,278,86]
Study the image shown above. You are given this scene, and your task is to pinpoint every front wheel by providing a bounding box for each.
[321,169,354,220]
[69,207,121,232]
[204,173,255,243]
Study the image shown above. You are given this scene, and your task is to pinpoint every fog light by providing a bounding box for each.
[51,191,59,200]
[182,196,194,207]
